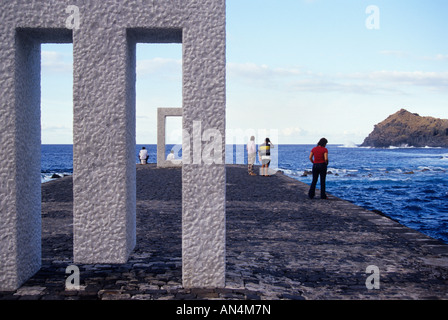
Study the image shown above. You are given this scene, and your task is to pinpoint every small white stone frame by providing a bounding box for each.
[157,108,183,168]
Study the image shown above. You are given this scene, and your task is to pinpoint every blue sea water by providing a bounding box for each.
[41,144,448,244]
[275,145,448,244]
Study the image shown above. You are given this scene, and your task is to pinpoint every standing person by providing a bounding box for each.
[308,138,329,199]
[258,138,274,176]
[139,146,149,164]
[246,136,257,175]
[167,150,175,161]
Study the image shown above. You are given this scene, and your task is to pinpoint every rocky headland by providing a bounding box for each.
[361,109,448,148]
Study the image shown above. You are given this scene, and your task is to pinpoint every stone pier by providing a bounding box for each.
[0,165,447,300]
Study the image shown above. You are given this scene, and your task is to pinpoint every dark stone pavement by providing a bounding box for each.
[1,164,447,301]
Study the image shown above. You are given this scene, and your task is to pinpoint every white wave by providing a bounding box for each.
[41,172,72,183]
[388,145,445,149]
[388,144,415,149]
[337,141,359,148]
[416,166,446,172]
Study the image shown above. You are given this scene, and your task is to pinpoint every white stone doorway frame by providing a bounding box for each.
[157,108,183,168]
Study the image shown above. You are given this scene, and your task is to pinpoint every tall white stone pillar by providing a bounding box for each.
[72,8,137,264]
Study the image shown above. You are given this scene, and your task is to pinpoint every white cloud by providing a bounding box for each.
[228,61,448,95]
[422,54,448,61]
[353,70,448,91]
[227,62,307,92]
[281,127,306,136]
[41,124,73,144]
[42,124,72,131]
[41,51,72,73]
[137,57,181,78]
[227,62,302,78]
[380,51,448,62]
[434,54,448,61]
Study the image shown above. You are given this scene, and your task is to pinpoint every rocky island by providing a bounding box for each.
[361,109,448,148]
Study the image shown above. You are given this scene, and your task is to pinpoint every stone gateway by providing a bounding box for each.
[0,0,226,291]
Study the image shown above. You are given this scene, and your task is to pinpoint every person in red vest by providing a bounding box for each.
[308,138,329,199]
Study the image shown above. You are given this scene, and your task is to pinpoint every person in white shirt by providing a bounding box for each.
[139,147,149,164]
[167,150,175,161]
[246,136,257,175]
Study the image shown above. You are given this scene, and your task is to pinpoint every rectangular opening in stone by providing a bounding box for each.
[135,43,182,164]
[165,116,182,161]
[41,43,74,179]
[134,38,183,266]
[40,42,74,263]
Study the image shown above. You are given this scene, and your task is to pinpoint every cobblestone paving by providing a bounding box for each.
[1,165,447,300]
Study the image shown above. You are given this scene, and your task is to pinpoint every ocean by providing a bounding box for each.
[41,144,448,244]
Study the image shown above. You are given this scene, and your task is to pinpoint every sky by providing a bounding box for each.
[41,0,448,145]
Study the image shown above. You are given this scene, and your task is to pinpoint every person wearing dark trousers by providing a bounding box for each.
[259,138,274,176]
[308,138,329,199]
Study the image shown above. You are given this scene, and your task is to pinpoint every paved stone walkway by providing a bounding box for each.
[1,164,447,300]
